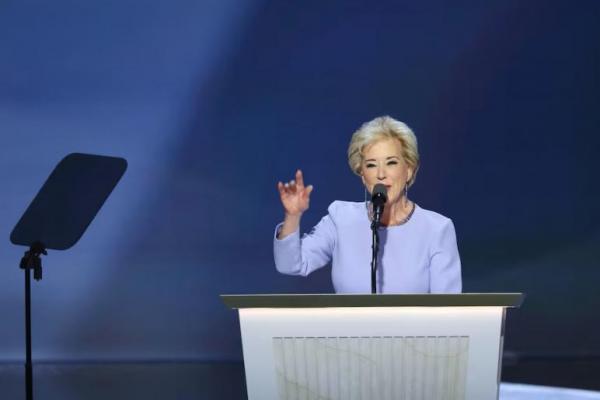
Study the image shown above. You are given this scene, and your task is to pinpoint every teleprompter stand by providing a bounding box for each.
[10,153,127,400]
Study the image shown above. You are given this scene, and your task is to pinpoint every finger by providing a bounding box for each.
[277,181,286,196]
[304,184,314,199]
[280,181,292,194]
[295,169,305,189]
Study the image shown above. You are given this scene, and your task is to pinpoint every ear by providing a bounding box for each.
[406,166,414,184]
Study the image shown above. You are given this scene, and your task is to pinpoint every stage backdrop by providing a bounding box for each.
[1,0,599,362]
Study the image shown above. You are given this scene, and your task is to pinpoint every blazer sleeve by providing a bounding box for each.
[429,219,462,293]
[273,206,337,277]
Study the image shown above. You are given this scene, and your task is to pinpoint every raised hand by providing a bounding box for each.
[277,169,314,217]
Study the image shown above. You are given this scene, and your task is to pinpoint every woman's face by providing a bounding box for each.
[360,138,413,205]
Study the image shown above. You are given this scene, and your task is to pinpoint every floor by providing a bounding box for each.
[1,360,599,399]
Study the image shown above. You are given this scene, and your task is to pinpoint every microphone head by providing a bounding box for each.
[371,184,388,205]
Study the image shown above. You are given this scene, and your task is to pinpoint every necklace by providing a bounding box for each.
[392,201,416,226]
[366,200,416,227]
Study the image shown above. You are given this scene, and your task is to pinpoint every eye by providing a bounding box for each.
[387,160,398,166]
[365,163,376,168]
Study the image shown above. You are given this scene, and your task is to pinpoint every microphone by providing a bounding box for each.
[371,184,387,229]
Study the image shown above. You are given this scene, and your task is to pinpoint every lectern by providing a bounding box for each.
[222,293,523,400]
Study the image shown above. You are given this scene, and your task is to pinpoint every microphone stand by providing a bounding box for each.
[369,184,387,294]
[370,221,380,294]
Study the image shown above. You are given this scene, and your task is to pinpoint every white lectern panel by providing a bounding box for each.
[240,307,503,400]
[273,335,469,399]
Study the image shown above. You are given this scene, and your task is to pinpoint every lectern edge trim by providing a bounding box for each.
[221,293,524,309]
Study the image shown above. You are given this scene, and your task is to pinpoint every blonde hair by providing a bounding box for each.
[347,116,420,187]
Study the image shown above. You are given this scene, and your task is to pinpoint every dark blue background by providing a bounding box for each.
[1,0,599,363]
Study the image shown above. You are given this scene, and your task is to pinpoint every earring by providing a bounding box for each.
[404,183,409,206]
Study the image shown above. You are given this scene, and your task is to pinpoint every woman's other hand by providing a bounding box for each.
[277,169,313,217]
[276,170,313,238]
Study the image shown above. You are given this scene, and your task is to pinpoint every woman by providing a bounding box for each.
[274,116,461,293]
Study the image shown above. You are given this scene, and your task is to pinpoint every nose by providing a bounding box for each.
[376,166,386,180]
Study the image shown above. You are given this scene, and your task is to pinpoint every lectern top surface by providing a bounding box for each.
[221,293,524,309]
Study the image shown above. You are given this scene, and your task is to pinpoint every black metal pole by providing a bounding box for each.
[370,226,379,294]
[19,243,45,400]
[24,266,33,400]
